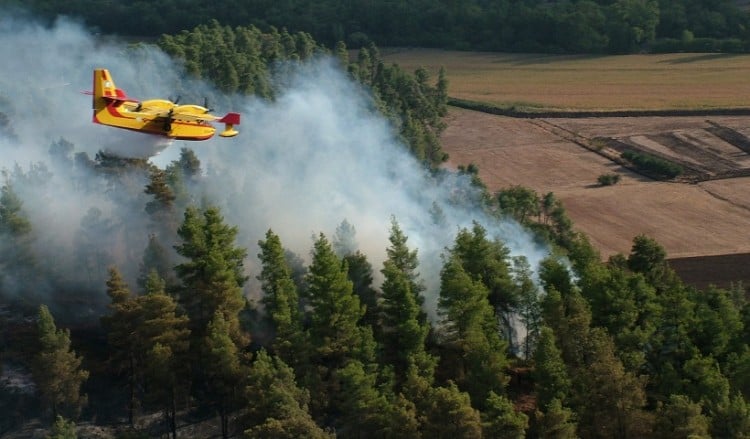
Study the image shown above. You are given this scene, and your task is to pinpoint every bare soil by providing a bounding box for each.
[442,108,750,287]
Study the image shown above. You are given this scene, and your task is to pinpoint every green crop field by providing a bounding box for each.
[382,49,750,111]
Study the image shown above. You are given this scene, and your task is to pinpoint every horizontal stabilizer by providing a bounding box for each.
[218,112,241,125]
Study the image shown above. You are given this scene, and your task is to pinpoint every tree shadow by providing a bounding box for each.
[659,53,743,64]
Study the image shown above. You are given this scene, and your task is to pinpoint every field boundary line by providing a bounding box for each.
[448,98,750,119]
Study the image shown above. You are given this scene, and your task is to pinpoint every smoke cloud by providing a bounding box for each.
[0,14,550,319]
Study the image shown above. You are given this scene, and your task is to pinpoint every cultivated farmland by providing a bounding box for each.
[383,50,750,287]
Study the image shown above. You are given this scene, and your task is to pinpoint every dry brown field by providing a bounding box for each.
[382,50,750,287]
[383,49,750,111]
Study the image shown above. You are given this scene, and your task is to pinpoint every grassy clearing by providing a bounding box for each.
[382,49,750,111]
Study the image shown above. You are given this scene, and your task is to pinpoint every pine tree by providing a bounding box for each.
[204,311,247,439]
[101,267,141,425]
[0,180,35,292]
[344,251,379,330]
[174,206,248,345]
[512,255,541,359]
[302,233,376,417]
[450,223,516,332]
[244,349,329,438]
[333,360,407,437]
[46,415,77,439]
[138,271,190,439]
[653,394,709,439]
[257,229,303,366]
[421,381,482,439]
[534,398,578,439]
[533,326,572,410]
[379,254,434,384]
[332,219,357,257]
[438,253,509,408]
[573,328,652,439]
[33,305,89,420]
[481,391,528,439]
[304,233,373,364]
[137,234,176,291]
[385,219,425,311]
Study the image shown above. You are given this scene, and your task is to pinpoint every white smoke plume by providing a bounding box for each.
[0,14,550,319]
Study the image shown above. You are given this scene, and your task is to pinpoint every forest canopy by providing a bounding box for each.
[7,0,750,54]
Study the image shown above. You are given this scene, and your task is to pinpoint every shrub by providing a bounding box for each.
[621,150,683,179]
[597,173,621,186]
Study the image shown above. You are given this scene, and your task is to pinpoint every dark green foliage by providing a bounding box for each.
[174,205,248,345]
[653,394,710,439]
[204,311,248,438]
[244,349,330,438]
[257,229,303,366]
[533,327,572,410]
[534,398,578,439]
[158,20,320,98]
[622,150,683,179]
[438,251,509,408]
[0,180,36,295]
[377,220,434,385]
[33,306,89,420]
[301,233,377,418]
[18,0,750,54]
[47,416,77,439]
[480,391,528,438]
[597,173,621,186]
[421,381,482,438]
[496,186,541,224]
[353,44,449,166]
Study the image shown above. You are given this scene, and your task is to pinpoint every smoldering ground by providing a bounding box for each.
[0,15,550,322]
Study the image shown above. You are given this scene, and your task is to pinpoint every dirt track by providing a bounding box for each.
[442,108,750,287]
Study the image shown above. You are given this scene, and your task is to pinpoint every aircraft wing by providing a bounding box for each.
[169,105,221,122]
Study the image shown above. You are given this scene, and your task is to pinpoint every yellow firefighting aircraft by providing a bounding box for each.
[86,68,240,140]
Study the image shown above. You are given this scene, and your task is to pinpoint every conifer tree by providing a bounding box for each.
[450,223,516,331]
[204,311,247,439]
[653,394,709,439]
[438,253,509,408]
[533,326,572,410]
[101,267,141,425]
[512,255,541,359]
[385,219,425,306]
[137,234,176,291]
[138,272,190,439]
[0,180,35,292]
[344,251,379,330]
[174,205,248,345]
[332,219,357,257]
[33,305,89,420]
[481,391,528,439]
[379,254,434,384]
[244,349,330,438]
[257,229,303,366]
[421,381,482,439]
[534,398,578,439]
[333,360,413,437]
[46,415,77,439]
[302,233,376,417]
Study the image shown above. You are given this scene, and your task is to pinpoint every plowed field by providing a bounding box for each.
[441,108,750,288]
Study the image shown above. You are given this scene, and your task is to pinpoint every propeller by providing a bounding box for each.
[163,108,173,132]
[203,97,213,113]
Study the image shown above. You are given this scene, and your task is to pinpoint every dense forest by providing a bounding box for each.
[7,0,750,54]
[2,8,750,439]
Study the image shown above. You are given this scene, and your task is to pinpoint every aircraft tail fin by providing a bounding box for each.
[92,68,128,111]
[218,112,241,137]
